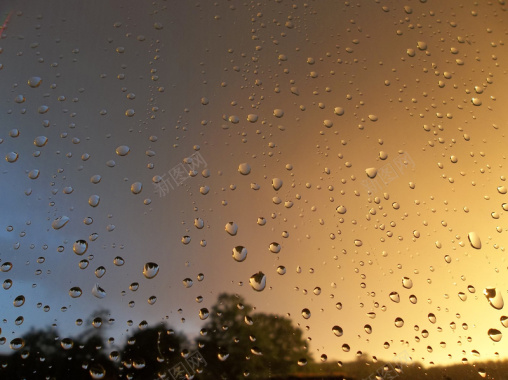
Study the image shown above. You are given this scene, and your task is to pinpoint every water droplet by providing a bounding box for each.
[484,287,504,310]
[336,205,347,214]
[247,114,258,123]
[334,107,344,116]
[225,222,238,236]
[364,325,372,334]
[368,114,378,122]
[9,338,25,350]
[13,295,25,307]
[60,338,74,350]
[272,178,283,191]
[34,136,48,147]
[148,295,157,305]
[273,109,284,118]
[131,182,143,194]
[297,358,308,367]
[218,350,229,361]
[277,266,286,275]
[232,246,248,262]
[471,98,482,106]
[28,169,40,179]
[389,292,400,303]
[488,329,502,342]
[28,76,42,88]
[92,283,106,299]
[89,195,100,207]
[199,308,209,320]
[468,232,481,249]
[249,272,266,291]
[402,277,413,289]
[183,278,193,288]
[125,109,135,117]
[52,216,70,230]
[115,145,130,156]
[73,240,88,255]
[301,308,311,319]
[89,364,106,379]
[365,168,377,178]
[69,287,82,298]
[113,256,124,266]
[1,262,12,272]
[417,41,428,50]
[332,326,343,337]
[238,163,251,175]
[143,262,159,279]
[5,152,18,163]
[501,316,508,328]
[379,151,388,160]
[95,266,106,278]
[269,242,281,253]
[394,317,404,328]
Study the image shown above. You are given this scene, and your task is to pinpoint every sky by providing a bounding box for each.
[0,0,508,372]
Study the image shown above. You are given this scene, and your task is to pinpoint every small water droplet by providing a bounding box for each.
[272,178,283,191]
[389,292,400,303]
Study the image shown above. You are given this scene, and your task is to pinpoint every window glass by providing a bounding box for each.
[0,1,507,379]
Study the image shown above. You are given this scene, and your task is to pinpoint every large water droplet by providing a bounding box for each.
[225,222,238,236]
[488,329,502,342]
[238,163,251,175]
[484,287,504,310]
[143,262,159,279]
[269,242,281,253]
[28,76,42,88]
[249,272,266,291]
[73,239,88,255]
[92,283,106,299]
[402,277,413,289]
[116,145,130,156]
[13,295,25,307]
[9,338,25,350]
[34,136,48,147]
[52,216,70,230]
[69,287,82,298]
[389,292,400,303]
[131,182,143,194]
[272,178,283,191]
[60,338,74,350]
[468,232,481,249]
[301,308,311,319]
[232,246,248,262]
[89,364,106,379]
[199,308,209,320]
[332,326,343,337]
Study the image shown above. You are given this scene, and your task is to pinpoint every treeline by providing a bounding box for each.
[0,293,505,379]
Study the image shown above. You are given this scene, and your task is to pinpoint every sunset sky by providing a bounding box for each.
[0,0,508,372]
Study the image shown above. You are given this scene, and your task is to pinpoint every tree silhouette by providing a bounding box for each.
[0,327,115,380]
[196,293,311,379]
[119,324,188,379]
